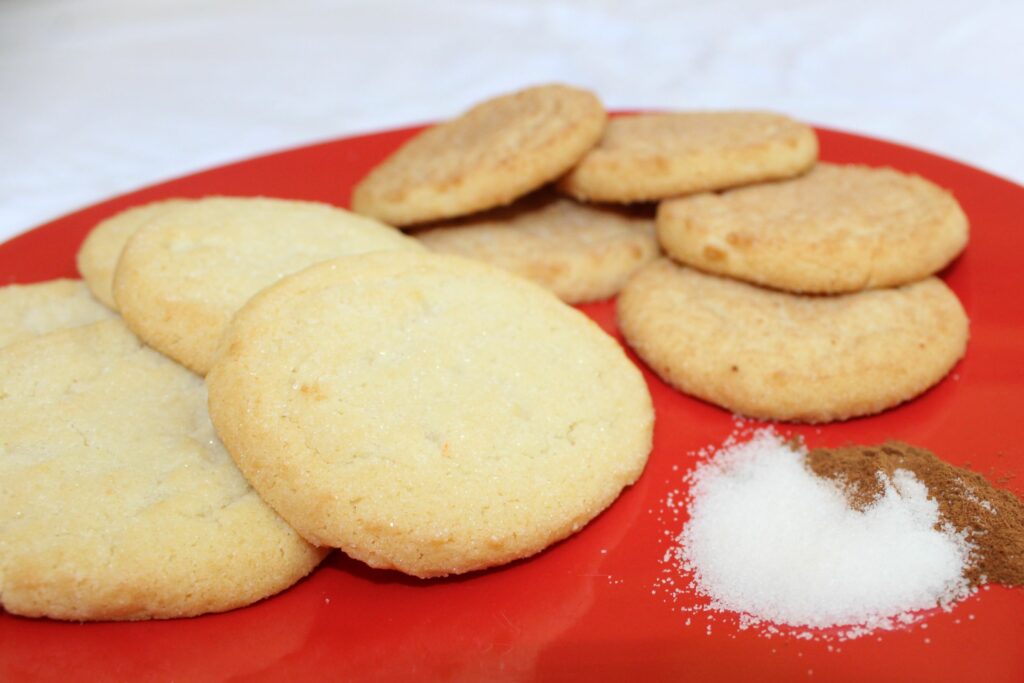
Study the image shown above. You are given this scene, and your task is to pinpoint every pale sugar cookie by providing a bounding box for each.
[77,199,193,309]
[617,259,968,423]
[351,84,606,226]
[0,279,114,348]
[113,196,421,375]
[558,111,817,203]
[0,320,326,621]
[656,163,969,293]
[413,191,658,303]
[207,251,653,578]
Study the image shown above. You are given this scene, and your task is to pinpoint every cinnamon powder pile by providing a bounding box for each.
[807,442,1024,587]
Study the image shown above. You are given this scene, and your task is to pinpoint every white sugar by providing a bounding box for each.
[669,429,973,629]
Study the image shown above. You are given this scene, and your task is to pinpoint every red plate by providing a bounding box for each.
[1,126,1022,682]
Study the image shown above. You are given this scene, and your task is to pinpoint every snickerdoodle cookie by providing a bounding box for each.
[656,163,969,293]
[559,111,817,203]
[351,84,606,226]
[414,191,658,303]
[617,259,968,423]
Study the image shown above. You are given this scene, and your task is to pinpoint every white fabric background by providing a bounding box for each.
[1,0,1021,241]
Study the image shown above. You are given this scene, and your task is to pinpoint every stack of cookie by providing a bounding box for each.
[1,188,654,620]
[1,197,424,619]
[352,84,662,304]
[355,84,968,423]
[617,162,969,424]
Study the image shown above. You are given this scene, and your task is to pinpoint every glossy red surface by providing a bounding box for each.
[1,126,1022,682]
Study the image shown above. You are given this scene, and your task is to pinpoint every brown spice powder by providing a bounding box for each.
[806,442,1024,587]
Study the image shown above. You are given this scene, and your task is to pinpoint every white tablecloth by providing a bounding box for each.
[2,0,1020,241]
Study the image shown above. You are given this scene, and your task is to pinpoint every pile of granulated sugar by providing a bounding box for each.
[659,428,976,638]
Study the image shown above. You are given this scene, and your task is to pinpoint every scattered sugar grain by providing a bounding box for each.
[666,429,974,631]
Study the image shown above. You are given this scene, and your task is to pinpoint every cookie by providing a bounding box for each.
[351,84,606,226]
[656,163,969,293]
[77,199,192,308]
[113,196,422,375]
[413,191,658,303]
[558,111,817,203]
[207,251,654,578]
[0,320,326,620]
[0,279,115,348]
[617,259,968,423]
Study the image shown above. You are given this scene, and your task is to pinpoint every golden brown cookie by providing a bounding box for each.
[558,111,817,203]
[0,279,115,348]
[77,199,193,309]
[617,259,968,423]
[351,84,606,226]
[113,196,421,375]
[0,320,326,621]
[207,251,654,578]
[413,191,658,303]
[657,163,969,293]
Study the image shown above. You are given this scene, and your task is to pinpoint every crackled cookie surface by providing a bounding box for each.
[0,320,325,621]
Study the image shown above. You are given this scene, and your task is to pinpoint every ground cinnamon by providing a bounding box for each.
[806,442,1024,587]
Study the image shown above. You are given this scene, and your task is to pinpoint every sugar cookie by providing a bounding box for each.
[0,320,326,620]
[77,199,192,308]
[113,196,421,375]
[207,251,653,577]
[0,279,114,348]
